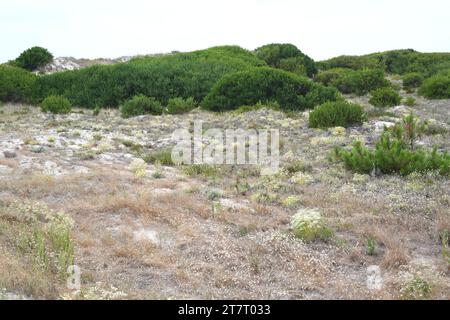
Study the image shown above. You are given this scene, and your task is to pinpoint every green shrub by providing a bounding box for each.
[254,43,317,77]
[143,149,174,166]
[319,50,450,77]
[309,101,366,128]
[369,87,402,107]
[402,72,424,90]
[14,46,53,71]
[0,65,37,102]
[318,55,381,71]
[120,95,163,118]
[401,276,433,300]
[183,164,222,178]
[404,97,416,107]
[41,95,72,114]
[34,46,265,108]
[367,237,377,256]
[278,57,308,76]
[334,69,389,95]
[418,75,450,99]
[316,68,389,96]
[335,113,450,176]
[201,67,339,112]
[167,97,196,114]
[314,68,351,86]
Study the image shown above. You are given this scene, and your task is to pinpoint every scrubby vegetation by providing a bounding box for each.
[33,46,265,108]
[120,95,163,118]
[335,113,450,176]
[13,46,53,71]
[308,101,365,128]
[402,72,424,91]
[404,97,416,107]
[1,45,448,111]
[418,75,450,99]
[202,67,339,112]
[142,149,174,166]
[167,97,196,114]
[41,95,72,114]
[315,68,389,95]
[254,43,317,77]
[369,87,402,107]
[313,68,351,86]
[319,49,450,77]
[0,65,36,103]
[0,201,74,298]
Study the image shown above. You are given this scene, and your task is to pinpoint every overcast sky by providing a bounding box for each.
[1,0,449,63]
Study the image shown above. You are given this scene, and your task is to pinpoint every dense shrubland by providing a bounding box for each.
[201,67,339,112]
[1,45,449,111]
[315,68,389,95]
[34,46,265,108]
[319,49,450,77]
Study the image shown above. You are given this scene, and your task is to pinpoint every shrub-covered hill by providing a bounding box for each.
[2,45,449,109]
[318,49,450,77]
[33,46,267,108]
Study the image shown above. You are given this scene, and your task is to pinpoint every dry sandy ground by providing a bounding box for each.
[0,94,449,299]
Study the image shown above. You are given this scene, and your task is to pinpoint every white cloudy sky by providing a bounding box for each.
[1,0,449,62]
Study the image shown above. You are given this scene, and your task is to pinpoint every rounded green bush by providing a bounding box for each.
[402,72,424,90]
[41,95,72,114]
[201,67,339,112]
[0,65,37,103]
[335,69,389,95]
[309,101,365,128]
[254,43,317,77]
[167,97,196,114]
[15,46,53,71]
[369,87,402,107]
[120,95,163,118]
[418,75,450,99]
